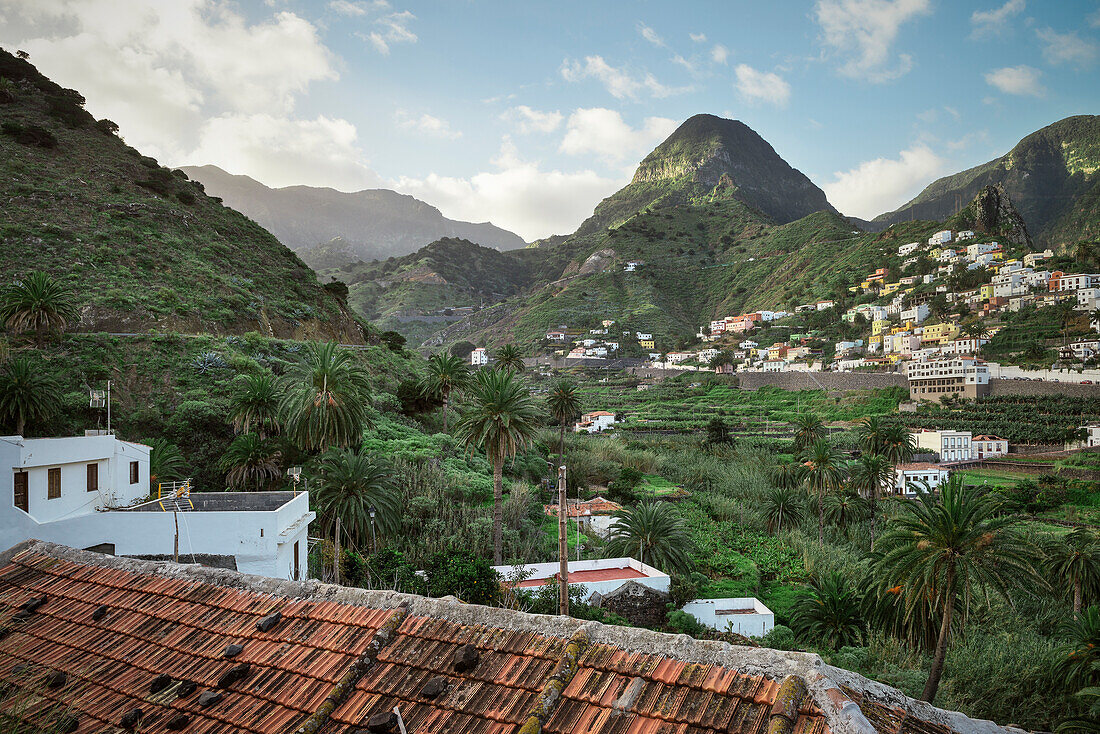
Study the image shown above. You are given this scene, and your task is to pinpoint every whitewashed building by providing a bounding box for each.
[928,230,953,246]
[915,429,973,462]
[575,411,616,433]
[680,598,774,637]
[894,463,950,496]
[470,347,489,366]
[972,435,1008,458]
[495,557,669,601]
[0,434,312,579]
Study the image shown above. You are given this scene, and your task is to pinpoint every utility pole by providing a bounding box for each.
[106,380,112,435]
[557,465,569,616]
[334,517,342,586]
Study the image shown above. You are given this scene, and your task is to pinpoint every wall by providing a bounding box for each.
[987,363,1100,384]
[494,557,671,601]
[738,371,907,392]
[681,598,774,637]
[988,378,1100,398]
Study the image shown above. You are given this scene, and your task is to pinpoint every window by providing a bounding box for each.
[129,461,139,485]
[14,472,28,513]
[293,541,301,581]
[48,468,61,499]
[87,464,99,493]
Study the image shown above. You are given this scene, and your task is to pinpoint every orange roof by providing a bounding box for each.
[544,499,622,518]
[896,463,947,471]
[584,411,615,417]
[0,541,990,734]
[972,435,1004,441]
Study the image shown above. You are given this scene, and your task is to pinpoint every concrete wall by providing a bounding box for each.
[987,363,1100,384]
[681,597,774,637]
[988,378,1100,398]
[738,371,907,392]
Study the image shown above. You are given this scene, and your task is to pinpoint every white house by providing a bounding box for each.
[680,598,774,637]
[900,303,930,324]
[897,241,921,257]
[575,411,616,433]
[624,261,644,272]
[664,351,693,364]
[815,300,836,311]
[928,230,953,246]
[1,434,311,579]
[955,230,976,241]
[495,557,670,601]
[894,463,950,496]
[545,331,567,342]
[915,429,973,462]
[966,242,999,259]
[635,332,653,340]
[696,348,720,364]
[972,435,1008,458]
[470,347,489,366]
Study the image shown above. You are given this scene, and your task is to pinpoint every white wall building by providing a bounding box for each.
[680,598,774,637]
[915,429,973,462]
[575,411,616,433]
[894,464,951,496]
[1,434,311,579]
[897,242,921,257]
[928,230,953,246]
[470,347,489,366]
[972,435,1008,458]
[900,303,930,324]
[495,557,670,601]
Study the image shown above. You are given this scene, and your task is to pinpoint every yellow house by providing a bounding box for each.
[885,353,904,364]
[639,339,654,349]
[871,319,890,336]
[930,248,943,259]
[868,334,883,348]
[859,280,871,289]
[980,284,995,300]
[989,251,1003,261]
[882,282,900,295]
[921,322,959,344]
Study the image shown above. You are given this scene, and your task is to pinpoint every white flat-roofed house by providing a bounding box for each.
[664,351,693,364]
[915,429,973,462]
[900,303,930,324]
[575,411,616,433]
[1078,288,1100,311]
[1023,249,1054,268]
[680,598,774,637]
[956,230,975,241]
[972,435,1008,459]
[494,557,670,601]
[894,463,951,496]
[897,242,921,257]
[928,230,953,246]
[815,300,836,311]
[545,331,567,342]
[696,348,720,364]
[966,242,999,259]
[1052,272,1100,292]
[0,434,312,580]
[470,347,489,366]
[635,332,652,340]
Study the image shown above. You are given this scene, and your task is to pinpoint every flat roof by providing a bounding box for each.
[124,491,298,513]
[515,566,647,588]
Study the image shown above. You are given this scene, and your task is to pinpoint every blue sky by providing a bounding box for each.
[2,0,1098,239]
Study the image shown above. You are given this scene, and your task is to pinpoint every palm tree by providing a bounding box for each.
[313,448,401,543]
[1056,686,1100,734]
[604,502,692,574]
[1057,606,1100,689]
[218,434,282,491]
[494,344,525,373]
[856,415,887,456]
[455,368,539,564]
[879,424,916,469]
[146,438,186,489]
[875,478,1042,703]
[280,342,372,452]
[793,412,826,453]
[762,484,803,534]
[801,439,846,545]
[770,462,801,490]
[0,357,60,435]
[850,454,894,548]
[228,371,281,438]
[824,487,867,536]
[546,379,581,461]
[1048,529,1100,617]
[421,353,470,433]
[791,573,865,650]
[0,272,80,347]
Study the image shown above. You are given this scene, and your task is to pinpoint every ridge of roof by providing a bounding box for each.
[1,541,1020,734]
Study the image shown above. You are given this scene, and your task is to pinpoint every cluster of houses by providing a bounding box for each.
[544,320,629,359]
[892,427,1009,495]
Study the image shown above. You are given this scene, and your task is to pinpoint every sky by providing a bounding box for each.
[1,0,1098,241]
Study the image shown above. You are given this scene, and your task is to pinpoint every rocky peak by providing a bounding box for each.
[960,184,1032,248]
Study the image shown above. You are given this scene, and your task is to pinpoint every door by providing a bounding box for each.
[293,541,300,581]
[13,472,28,513]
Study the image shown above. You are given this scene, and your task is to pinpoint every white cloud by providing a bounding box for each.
[394,139,625,240]
[638,22,665,48]
[188,113,383,191]
[561,56,690,99]
[329,0,389,16]
[360,10,417,54]
[501,105,563,134]
[814,0,931,82]
[1037,27,1097,68]
[823,144,945,218]
[734,64,791,106]
[710,44,730,64]
[1091,7,1100,28]
[559,108,677,164]
[969,0,1025,39]
[984,65,1044,96]
[395,110,461,139]
[690,32,707,43]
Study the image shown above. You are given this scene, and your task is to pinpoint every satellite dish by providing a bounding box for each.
[89,389,106,408]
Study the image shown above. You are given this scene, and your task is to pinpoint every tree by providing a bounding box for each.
[850,454,894,548]
[1048,529,1100,617]
[801,439,846,545]
[495,344,525,373]
[546,379,581,462]
[380,330,406,352]
[0,272,80,348]
[705,415,731,445]
[762,485,803,534]
[146,438,186,488]
[770,462,801,491]
[280,342,372,452]
[228,371,280,438]
[875,478,1042,703]
[0,357,60,435]
[605,502,693,574]
[791,573,865,650]
[824,487,867,536]
[793,413,826,453]
[450,341,476,360]
[879,424,916,468]
[455,369,539,564]
[218,434,281,491]
[856,415,887,457]
[421,353,470,433]
[929,294,950,321]
[313,448,401,544]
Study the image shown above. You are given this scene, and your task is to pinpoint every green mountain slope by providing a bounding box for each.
[874,115,1100,248]
[0,49,363,341]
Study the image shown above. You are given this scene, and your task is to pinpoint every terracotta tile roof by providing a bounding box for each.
[0,542,1006,734]
[543,499,622,518]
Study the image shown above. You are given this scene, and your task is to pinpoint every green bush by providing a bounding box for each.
[759,624,797,650]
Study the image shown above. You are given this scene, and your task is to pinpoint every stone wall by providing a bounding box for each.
[592,581,670,628]
[989,379,1100,398]
[737,371,907,393]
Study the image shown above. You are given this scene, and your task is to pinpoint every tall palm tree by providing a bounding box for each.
[219,433,282,491]
[793,412,826,454]
[856,415,887,457]
[228,371,281,438]
[1048,528,1100,617]
[1057,606,1100,690]
[146,438,186,489]
[605,502,692,574]
[791,573,865,650]
[850,454,895,548]
[546,379,581,461]
[455,369,539,564]
[801,439,846,545]
[879,424,916,468]
[494,344,525,373]
[280,342,372,452]
[313,448,401,543]
[762,484,803,534]
[0,272,79,347]
[0,357,60,435]
[770,462,801,490]
[824,487,867,536]
[875,478,1042,703]
[421,353,470,433]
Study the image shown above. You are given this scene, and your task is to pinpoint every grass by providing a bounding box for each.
[637,474,680,496]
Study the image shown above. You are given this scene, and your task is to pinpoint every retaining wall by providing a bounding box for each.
[737,372,907,392]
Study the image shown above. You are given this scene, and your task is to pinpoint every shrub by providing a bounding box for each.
[176,191,195,206]
[424,549,500,605]
[94,118,119,136]
[759,624,798,650]
[666,609,708,637]
[44,90,93,127]
[1,121,57,148]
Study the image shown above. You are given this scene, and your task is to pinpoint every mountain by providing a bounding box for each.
[874,115,1100,247]
[180,165,527,265]
[576,114,839,236]
[0,48,363,341]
